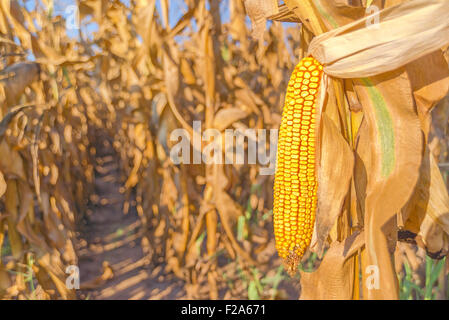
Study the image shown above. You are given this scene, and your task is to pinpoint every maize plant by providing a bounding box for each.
[245,0,449,299]
[0,61,95,299]
[1,0,449,301]
[0,1,101,299]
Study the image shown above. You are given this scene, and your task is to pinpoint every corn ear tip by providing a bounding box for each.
[283,251,301,277]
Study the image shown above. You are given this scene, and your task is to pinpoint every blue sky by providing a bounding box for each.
[20,0,293,49]
[22,0,234,38]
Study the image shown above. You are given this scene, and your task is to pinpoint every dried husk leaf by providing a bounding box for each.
[309,0,449,78]
[300,231,364,299]
[0,170,5,198]
[424,155,449,235]
[405,50,449,138]
[311,113,354,256]
[400,148,432,235]
[404,150,449,242]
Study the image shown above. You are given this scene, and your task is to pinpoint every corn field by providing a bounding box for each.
[0,0,449,301]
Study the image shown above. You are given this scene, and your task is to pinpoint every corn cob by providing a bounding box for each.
[273,56,323,275]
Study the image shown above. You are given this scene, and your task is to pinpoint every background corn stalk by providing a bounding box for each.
[0,0,305,299]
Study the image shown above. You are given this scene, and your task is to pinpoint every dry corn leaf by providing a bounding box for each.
[311,0,366,30]
[0,0,31,49]
[0,7,9,35]
[243,0,279,40]
[284,0,325,35]
[1,0,447,301]
[212,166,257,265]
[0,171,5,198]
[311,113,354,256]
[0,263,12,297]
[354,68,422,299]
[406,50,449,137]
[0,62,39,106]
[4,180,23,259]
[0,105,32,139]
[309,0,449,78]
[401,140,449,244]
[419,214,449,259]
[354,120,370,221]
[38,253,76,300]
[213,108,249,131]
[401,148,433,235]
[300,231,364,299]
[268,4,300,23]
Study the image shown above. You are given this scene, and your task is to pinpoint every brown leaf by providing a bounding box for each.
[309,0,449,78]
[311,113,354,256]
[354,69,422,299]
[400,148,432,234]
[406,50,449,138]
[212,165,257,265]
[0,62,39,106]
[0,170,5,198]
[403,148,449,250]
[267,4,300,23]
[243,0,279,40]
[284,0,325,35]
[213,108,249,131]
[300,231,364,299]
[0,263,12,297]
[38,253,76,300]
[309,0,366,30]
[419,214,449,259]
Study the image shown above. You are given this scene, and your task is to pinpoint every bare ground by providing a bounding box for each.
[75,137,186,300]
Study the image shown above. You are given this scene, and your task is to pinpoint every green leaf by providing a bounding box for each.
[361,78,395,178]
[248,281,260,300]
[237,216,246,241]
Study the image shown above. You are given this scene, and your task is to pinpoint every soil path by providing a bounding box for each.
[76,133,186,300]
